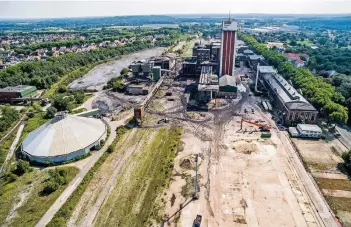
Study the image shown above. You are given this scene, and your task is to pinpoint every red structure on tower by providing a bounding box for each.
[219,20,238,76]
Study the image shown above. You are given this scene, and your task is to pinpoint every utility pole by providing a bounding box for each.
[193,154,199,200]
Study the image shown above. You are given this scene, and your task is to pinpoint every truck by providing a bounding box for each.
[193,215,202,227]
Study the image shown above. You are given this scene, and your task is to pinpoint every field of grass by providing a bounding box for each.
[48,127,131,227]
[180,39,197,58]
[296,40,314,47]
[0,166,79,227]
[94,127,183,227]
[0,127,18,169]
[315,178,351,191]
[325,196,351,213]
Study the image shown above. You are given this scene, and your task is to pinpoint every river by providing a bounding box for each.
[69,47,166,91]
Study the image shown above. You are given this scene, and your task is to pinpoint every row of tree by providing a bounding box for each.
[239,33,348,124]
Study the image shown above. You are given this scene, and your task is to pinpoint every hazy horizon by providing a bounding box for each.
[1,0,351,19]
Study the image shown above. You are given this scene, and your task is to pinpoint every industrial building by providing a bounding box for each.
[248,55,265,71]
[182,61,198,76]
[218,75,237,98]
[0,85,37,100]
[127,84,150,95]
[220,20,238,76]
[289,124,323,138]
[130,60,154,77]
[150,55,175,70]
[197,48,211,62]
[258,65,318,125]
[21,111,107,164]
[198,66,219,101]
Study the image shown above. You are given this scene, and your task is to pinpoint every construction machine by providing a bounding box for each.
[241,119,271,132]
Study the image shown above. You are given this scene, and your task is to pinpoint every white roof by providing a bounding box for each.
[297,124,322,133]
[22,114,106,157]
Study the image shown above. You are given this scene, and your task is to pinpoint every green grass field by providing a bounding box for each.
[0,167,79,227]
[296,40,314,47]
[94,127,183,227]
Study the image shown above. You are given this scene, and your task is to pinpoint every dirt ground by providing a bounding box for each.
[162,110,320,227]
[292,137,351,226]
[292,138,344,168]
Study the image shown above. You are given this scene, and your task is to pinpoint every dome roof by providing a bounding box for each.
[22,112,106,158]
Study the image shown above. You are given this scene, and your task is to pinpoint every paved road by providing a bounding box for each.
[256,106,339,227]
[35,115,132,227]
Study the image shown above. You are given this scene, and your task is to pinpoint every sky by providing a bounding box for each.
[0,0,351,19]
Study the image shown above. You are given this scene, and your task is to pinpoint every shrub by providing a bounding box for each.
[14,160,31,176]
[120,67,129,75]
[342,150,351,171]
[5,172,18,183]
[46,106,58,118]
[47,217,66,227]
[43,181,60,194]
[43,168,69,194]
[106,145,114,153]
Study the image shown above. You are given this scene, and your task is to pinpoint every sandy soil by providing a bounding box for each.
[162,110,320,227]
[292,139,343,165]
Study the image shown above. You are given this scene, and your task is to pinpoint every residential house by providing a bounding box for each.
[284,53,309,68]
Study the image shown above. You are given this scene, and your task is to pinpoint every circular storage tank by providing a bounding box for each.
[21,112,107,164]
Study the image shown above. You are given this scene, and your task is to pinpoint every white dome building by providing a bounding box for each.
[21,112,107,164]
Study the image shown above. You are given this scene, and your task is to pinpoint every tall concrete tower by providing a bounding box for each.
[219,20,238,77]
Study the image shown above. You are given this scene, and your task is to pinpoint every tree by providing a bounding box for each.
[73,92,85,104]
[52,96,69,111]
[289,40,297,46]
[43,168,69,194]
[46,106,58,118]
[57,86,67,93]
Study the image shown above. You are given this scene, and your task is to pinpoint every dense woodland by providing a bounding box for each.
[240,33,349,124]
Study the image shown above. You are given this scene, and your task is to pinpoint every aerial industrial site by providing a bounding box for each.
[1,13,351,227]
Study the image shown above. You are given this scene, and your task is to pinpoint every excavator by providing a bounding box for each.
[240,118,271,132]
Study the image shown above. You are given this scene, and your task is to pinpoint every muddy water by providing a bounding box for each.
[69,47,165,91]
